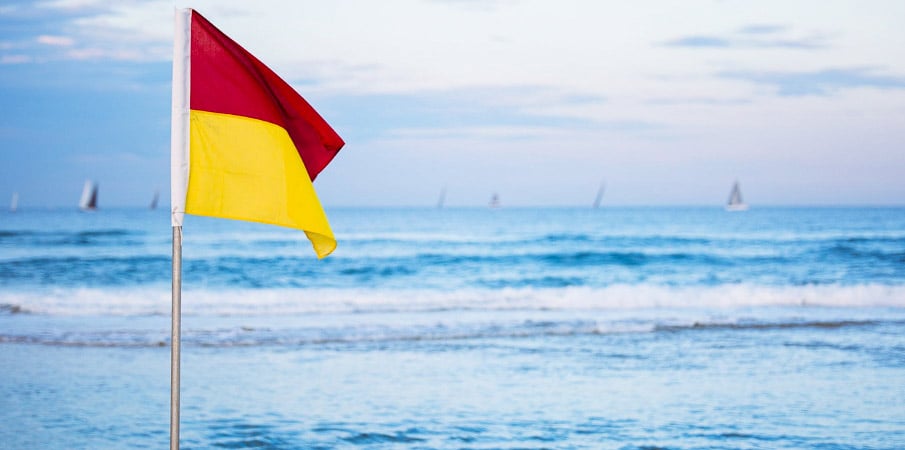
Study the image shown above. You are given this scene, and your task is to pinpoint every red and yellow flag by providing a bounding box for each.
[171,9,344,258]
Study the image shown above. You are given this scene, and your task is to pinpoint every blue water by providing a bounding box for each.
[1,207,904,449]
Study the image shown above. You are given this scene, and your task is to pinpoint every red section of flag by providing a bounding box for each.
[189,10,344,181]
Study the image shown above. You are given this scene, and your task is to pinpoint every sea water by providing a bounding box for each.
[1,207,904,449]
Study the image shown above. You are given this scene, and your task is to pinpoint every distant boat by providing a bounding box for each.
[437,186,446,209]
[593,182,605,208]
[150,189,159,210]
[79,180,98,211]
[9,192,18,213]
[489,193,501,208]
[725,181,748,211]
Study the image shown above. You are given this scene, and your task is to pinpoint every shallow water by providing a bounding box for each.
[1,207,904,448]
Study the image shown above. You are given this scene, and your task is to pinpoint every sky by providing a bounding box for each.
[1,0,904,208]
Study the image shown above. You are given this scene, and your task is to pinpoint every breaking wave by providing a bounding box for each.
[2,283,904,317]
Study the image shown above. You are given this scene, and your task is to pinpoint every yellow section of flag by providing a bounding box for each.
[185,110,336,258]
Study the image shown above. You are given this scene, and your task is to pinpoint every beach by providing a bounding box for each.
[1,207,904,448]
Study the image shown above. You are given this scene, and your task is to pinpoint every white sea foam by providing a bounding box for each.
[3,284,905,317]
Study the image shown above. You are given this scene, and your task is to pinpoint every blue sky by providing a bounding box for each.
[2,0,904,207]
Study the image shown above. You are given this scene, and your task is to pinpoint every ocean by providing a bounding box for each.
[1,206,904,449]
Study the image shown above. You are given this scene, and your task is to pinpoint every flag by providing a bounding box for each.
[171,9,344,258]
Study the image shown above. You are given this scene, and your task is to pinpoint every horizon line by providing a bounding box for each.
[6,203,905,211]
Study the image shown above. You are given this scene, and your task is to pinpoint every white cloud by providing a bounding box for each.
[37,35,75,47]
[37,0,109,12]
[64,47,147,61]
[387,125,569,140]
[0,55,32,64]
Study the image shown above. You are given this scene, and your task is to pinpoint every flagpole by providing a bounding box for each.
[170,225,182,450]
[170,7,190,449]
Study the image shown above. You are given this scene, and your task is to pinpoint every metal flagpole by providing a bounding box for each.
[170,225,183,450]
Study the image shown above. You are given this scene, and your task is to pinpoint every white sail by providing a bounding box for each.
[437,186,446,209]
[150,189,160,210]
[10,192,18,213]
[593,182,605,209]
[79,180,98,211]
[725,181,748,211]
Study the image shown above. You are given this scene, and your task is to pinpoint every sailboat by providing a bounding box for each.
[150,189,160,210]
[79,180,98,211]
[489,193,501,208]
[725,181,748,211]
[436,186,446,209]
[9,192,18,213]
[592,182,605,208]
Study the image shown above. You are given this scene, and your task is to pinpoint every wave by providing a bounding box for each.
[1,310,900,349]
[825,243,905,262]
[0,303,23,314]
[3,234,903,288]
[0,256,171,286]
[6,226,905,249]
[2,252,728,288]
[3,221,904,292]
[653,319,889,332]
[3,283,905,317]
[338,228,905,244]
[0,229,143,247]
